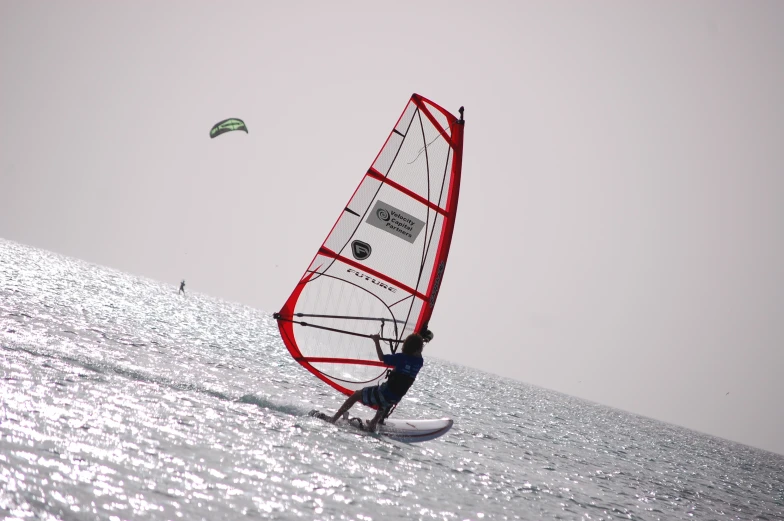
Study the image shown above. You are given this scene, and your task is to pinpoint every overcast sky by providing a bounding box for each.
[2,1,783,455]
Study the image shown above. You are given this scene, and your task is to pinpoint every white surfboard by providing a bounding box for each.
[369,416,454,443]
[312,410,453,443]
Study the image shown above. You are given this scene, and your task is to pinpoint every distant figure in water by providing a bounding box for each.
[179,280,186,295]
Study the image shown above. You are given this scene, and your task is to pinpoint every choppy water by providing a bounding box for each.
[1,238,783,521]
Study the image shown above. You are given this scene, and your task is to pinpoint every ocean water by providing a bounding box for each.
[1,238,782,521]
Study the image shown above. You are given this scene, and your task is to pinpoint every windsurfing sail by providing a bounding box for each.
[210,118,248,138]
[274,94,465,398]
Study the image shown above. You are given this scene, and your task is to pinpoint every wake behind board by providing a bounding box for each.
[310,410,453,443]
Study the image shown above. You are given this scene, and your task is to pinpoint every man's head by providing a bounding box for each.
[401,333,425,355]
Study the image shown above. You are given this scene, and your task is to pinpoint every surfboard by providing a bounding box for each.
[274,94,465,442]
[309,410,454,443]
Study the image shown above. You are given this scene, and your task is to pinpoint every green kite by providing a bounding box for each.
[210,118,248,138]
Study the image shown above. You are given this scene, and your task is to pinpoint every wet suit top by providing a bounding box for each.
[381,353,424,402]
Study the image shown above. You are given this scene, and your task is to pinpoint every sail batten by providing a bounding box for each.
[317,246,429,301]
[276,94,465,397]
[366,168,449,216]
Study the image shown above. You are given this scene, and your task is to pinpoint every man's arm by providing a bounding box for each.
[370,334,384,362]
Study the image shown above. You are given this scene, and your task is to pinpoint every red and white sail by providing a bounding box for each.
[275,94,465,396]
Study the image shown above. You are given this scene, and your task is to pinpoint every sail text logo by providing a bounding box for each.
[366,200,425,244]
[347,268,397,293]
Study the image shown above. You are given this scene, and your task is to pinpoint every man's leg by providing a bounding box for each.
[366,406,388,432]
[330,390,362,423]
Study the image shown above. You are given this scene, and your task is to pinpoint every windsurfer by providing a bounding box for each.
[328,332,426,432]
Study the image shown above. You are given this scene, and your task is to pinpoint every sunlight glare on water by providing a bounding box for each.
[1,238,783,520]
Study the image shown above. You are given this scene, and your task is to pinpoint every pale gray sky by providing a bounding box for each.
[2,1,783,455]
